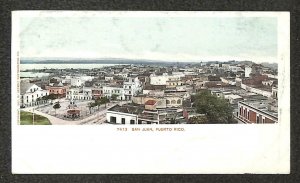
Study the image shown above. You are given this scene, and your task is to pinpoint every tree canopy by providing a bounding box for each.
[53,101,61,116]
[111,94,118,101]
[191,90,234,124]
[94,97,110,108]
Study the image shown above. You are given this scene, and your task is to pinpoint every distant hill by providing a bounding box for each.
[260,62,278,70]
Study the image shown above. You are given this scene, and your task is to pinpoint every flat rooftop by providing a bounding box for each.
[239,101,278,118]
[108,104,144,115]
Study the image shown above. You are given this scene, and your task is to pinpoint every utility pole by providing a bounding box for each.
[32,108,35,125]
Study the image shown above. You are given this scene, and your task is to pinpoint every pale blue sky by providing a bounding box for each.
[20,16,277,62]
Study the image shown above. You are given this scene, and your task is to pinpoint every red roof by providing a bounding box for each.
[67,109,80,114]
[145,100,157,105]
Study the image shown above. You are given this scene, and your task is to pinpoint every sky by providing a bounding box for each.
[19,16,278,63]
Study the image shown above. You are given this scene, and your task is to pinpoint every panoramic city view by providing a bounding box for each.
[19,59,278,125]
[17,13,279,125]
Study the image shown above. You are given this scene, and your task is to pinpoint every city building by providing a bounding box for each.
[103,85,125,100]
[71,77,84,87]
[45,82,69,98]
[66,87,93,101]
[237,101,278,124]
[123,77,142,100]
[20,82,49,107]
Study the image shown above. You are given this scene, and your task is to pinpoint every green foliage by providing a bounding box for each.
[189,116,209,124]
[47,93,57,100]
[87,102,95,114]
[53,101,61,116]
[111,94,118,101]
[93,97,110,109]
[20,111,51,125]
[192,90,234,124]
[53,102,61,110]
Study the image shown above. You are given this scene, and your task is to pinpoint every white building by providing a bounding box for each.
[105,76,114,81]
[20,83,49,107]
[123,77,142,100]
[245,66,252,77]
[229,66,243,73]
[222,63,231,69]
[150,73,183,85]
[66,87,92,100]
[103,85,125,100]
[241,83,272,98]
[116,73,128,79]
[80,76,94,82]
[71,77,83,87]
[106,108,139,124]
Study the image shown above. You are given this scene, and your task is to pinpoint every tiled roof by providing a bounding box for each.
[145,100,157,105]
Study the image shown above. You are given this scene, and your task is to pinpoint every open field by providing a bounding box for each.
[20,111,51,125]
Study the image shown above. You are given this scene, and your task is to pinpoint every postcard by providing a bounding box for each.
[11,11,290,174]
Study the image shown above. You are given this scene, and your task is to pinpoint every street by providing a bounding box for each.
[21,99,129,125]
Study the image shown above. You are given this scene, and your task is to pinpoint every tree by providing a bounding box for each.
[53,101,61,116]
[99,97,110,108]
[46,94,56,104]
[188,116,209,124]
[36,97,41,107]
[111,94,118,101]
[87,102,95,114]
[192,90,234,124]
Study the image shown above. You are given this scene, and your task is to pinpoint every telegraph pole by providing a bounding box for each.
[32,108,35,125]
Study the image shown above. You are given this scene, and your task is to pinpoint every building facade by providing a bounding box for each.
[20,83,49,107]
[237,101,278,124]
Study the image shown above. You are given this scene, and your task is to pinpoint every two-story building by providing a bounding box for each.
[45,82,69,98]
[20,82,49,107]
[237,101,278,124]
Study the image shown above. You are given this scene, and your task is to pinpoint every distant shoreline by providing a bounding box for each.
[20,60,202,65]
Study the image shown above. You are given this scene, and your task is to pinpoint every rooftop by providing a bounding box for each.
[239,101,278,118]
[108,104,144,115]
[20,82,35,95]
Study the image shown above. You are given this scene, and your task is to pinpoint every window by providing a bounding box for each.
[239,108,242,116]
[177,99,181,104]
[256,116,259,123]
[248,111,250,120]
[166,100,170,104]
[110,116,116,123]
[262,118,265,123]
[121,118,125,124]
[130,120,135,124]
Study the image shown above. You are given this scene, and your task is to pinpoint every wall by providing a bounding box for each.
[106,111,138,124]
[241,83,272,97]
[21,89,49,107]
[238,102,277,124]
